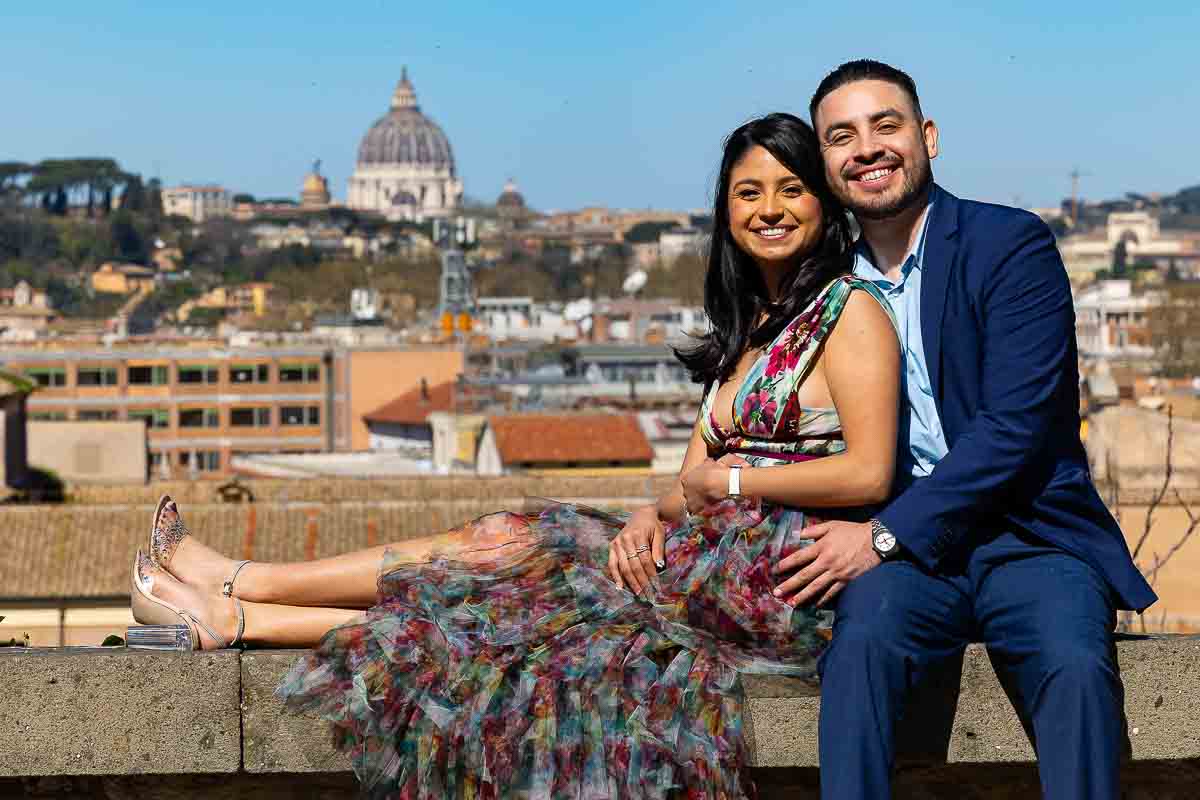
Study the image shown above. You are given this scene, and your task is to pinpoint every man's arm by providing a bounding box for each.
[877,214,1074,569]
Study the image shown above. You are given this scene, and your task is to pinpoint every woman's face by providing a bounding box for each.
[727,145,825,272]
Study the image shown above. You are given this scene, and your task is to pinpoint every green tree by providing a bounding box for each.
[122,174,146,212]
[625,220,680,244]
[109,209,147,263]
[1150,281,1200,378]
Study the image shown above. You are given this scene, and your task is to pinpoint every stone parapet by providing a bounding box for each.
[1,637,1197,798]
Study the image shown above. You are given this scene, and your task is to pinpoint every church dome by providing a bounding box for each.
[497,178,525,208]
[356,68,455,173]
[303,173,327,194]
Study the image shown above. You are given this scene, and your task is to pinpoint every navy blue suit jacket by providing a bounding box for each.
[875,185,1156,612]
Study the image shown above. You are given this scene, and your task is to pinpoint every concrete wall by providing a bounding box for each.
[0,638,1197,797]
[27,421,147,484]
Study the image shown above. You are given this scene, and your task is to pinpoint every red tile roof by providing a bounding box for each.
[363,380,457,426]
[488,413,654,465]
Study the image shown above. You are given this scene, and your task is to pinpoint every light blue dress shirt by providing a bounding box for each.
[852,199,949,480]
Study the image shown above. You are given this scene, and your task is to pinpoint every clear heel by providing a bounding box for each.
[126,624,192,650]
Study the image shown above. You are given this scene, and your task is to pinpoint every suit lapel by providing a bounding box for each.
[921,184,960,410]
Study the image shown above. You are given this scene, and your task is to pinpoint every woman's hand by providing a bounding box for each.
[681,454,749,513]
[607,505,664,596]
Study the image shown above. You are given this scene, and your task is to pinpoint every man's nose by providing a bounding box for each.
[852,133,886,163]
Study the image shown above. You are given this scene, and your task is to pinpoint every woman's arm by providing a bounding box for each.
[685,291,900,511]
[610,399,717,594]
[654,414,715,523]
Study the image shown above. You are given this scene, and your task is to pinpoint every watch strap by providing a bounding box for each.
[727,464,743,498]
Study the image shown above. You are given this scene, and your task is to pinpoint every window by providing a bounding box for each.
[280,405,320,426]
[179,450,221,472]
[278,363,321,383]
[230,407,271,427]
[128,365,169,386]
[129,408,170,428]
[30,411,67,421]
[230,363,270,384]
[148,451,166,469]
[78,409,118,421]
[178,364,219,384]
[25,367,66,388]
[179,408,220,428]
[77,367,118,386]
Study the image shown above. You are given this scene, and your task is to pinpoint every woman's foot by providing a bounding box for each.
[138,556,242,651]
[152,498,248,598]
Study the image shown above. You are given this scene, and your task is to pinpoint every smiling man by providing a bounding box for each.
[772,60,1156,800]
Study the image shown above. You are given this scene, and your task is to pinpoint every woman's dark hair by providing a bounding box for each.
[675,112,854,387]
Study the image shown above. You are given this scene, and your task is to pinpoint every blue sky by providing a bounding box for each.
[4,2,1196,212]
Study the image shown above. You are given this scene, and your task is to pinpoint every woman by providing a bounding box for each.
[130,112,900,799]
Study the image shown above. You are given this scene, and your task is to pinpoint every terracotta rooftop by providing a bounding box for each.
[488,413,654,465]
[363,380,457,426]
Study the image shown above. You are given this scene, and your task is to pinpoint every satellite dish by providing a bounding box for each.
[563,298,594,322]
[622,270,648,295]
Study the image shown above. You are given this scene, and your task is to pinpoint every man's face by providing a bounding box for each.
[813,79,938,220]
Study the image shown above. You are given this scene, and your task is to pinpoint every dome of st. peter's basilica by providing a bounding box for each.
[347,68,463,221]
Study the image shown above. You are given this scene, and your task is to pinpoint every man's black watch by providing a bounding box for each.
[870,518,900,560]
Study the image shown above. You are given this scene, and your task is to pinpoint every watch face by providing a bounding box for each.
[874,530,897,553]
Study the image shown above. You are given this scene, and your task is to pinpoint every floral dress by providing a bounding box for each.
[278,276,892,799]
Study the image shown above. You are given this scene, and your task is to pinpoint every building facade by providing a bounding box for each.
[161,185,232,223]
[0,344,464,476]
[347,69,463,221]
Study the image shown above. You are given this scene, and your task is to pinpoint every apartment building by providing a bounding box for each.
[161,184,232,223]
[0,344,464,476]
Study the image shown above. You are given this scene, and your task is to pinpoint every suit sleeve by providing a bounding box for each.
[876,215,1075,569]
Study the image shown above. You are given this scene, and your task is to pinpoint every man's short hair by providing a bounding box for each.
[809,59,923,122]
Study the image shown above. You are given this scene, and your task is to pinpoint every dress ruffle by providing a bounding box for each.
[278,499,829,800]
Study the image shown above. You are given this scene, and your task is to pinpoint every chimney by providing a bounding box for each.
[420,377,430,401]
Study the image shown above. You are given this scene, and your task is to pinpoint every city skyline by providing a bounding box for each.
[4,2,1198,212]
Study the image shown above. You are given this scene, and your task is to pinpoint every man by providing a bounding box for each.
[771,59,1156,799]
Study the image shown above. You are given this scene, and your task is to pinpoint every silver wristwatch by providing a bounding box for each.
[727,464,743,498]
[870,518,899,560]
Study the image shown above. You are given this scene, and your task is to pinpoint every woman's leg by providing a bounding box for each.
[145,561,361,649]
[165,506,534,609]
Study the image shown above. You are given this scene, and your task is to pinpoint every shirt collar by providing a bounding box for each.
[853,193,936,286]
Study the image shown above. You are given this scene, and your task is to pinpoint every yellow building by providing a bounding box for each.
[92,263,156,295]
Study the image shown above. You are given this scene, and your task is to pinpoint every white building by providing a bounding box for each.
[475,297,580,342]
[658,227,708,263]
[161,185,232,223]
[347,68,463,221]
[1073,279,1160,361]
[1057,211,1200,280]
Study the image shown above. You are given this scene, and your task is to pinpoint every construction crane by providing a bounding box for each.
[1069,167,1091,228]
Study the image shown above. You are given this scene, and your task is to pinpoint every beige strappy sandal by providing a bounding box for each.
[130,550,245,650]
[149,493,254,601]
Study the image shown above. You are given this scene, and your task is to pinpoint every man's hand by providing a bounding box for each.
[607,506,665,596]
[771,520,881,608]
[681,453,749,514]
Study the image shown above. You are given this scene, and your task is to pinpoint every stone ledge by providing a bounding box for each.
[0,648,241,776]
[242,636,1200,773]
[1,636,1197,782]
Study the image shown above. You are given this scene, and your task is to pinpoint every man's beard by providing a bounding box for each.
[839,158,932,221]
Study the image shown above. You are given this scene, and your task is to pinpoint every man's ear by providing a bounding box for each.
[923,119,940,160]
